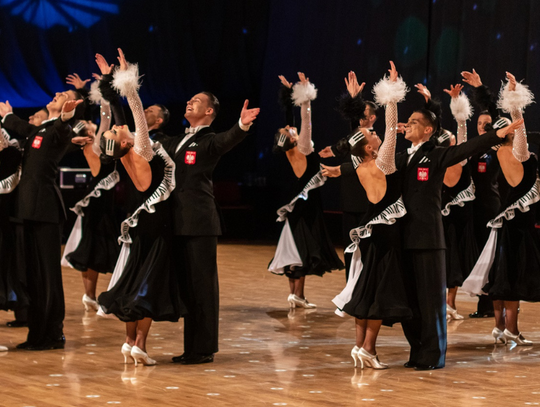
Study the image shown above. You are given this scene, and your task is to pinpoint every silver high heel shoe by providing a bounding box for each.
[492,327,506,344]
[131,346,156,366]
[358,348,388,370]
[351,346,363,368]
[446,304,464,320]
[503,329,533,346]
[82,294,99,312]
[122,343,134,364]
[289,294,317,309]
[288,294,296,308]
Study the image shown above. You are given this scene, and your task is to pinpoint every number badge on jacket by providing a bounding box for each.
[477,162,487,173]
[32,136,43,149]
[185,150,196,165]
[417,167,429,181]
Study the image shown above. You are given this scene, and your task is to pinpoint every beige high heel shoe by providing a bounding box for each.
[446,304,464,320]
[350,346,363,368]
[492,327,506,344]
[358,348,389,370]
[121,343,134,364]
[131,346,157,366]
[82,294,99,312]
[289,294,317,309]
[503,329,533,346]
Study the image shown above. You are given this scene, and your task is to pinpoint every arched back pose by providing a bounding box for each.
[62,59,123,311]
[462,72,538,345]
[97,49,184,366]
[439,84,478,320]
[329,62,411,369]
[268,72,344,309]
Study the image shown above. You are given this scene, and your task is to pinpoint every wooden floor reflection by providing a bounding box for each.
[2,243,540,406]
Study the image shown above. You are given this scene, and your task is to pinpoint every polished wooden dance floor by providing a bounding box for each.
[2,243,540,406]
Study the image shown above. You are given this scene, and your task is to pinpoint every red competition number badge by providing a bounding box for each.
[417,167,429,181]
[478,162,487,173]
[32,136,43,149]
[185,150,196,165]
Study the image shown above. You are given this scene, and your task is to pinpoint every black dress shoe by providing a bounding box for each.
[404,361,417,368]
[6,320,28,328]
[172,353,192,363]
[16,341,33,349]
[469,310,495,318]
[414,364,442,371]
[26,337,65,351]
[179,353,214,365]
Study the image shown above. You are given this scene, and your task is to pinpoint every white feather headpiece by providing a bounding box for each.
[112,63,142,98]
[497,80,534,113]
[291,82,317,106]
[450,93,473,122]
[372,76,408,106]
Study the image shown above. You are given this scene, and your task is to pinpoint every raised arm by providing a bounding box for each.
[373,61,407,175]
[497,72,533,162]
[112,49,154,162]
[291,72,316,156]
[445,84,472,146]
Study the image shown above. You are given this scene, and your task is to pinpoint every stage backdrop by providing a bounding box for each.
[1,0,539,239]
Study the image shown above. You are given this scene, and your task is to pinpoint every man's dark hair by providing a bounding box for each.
[154,104,170,128]
[201,91,220,119]
[414,108,438,136]
[365,101,379,121]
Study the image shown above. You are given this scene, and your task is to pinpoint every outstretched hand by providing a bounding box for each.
[415,83,431,103]
[71,135,94,146]
[278,75,292,89]
[321,164,341,178]
[496,119,524,139]
[0,101,13,117]
[240,100,260,126]
[319,146,334,158]
[443,84,464,99]
[297,72,309,85]
[388,61,398,82]
[62,99,83,114]
[117,48,128,71]
[397,122,407,134]
[344,71,365,98]
[95,53,114,75]
[66,73,90,89]
[506,71,517,91]
[461,69,482,87]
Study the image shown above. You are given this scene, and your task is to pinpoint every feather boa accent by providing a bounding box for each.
[450,93,473,122]
[497,80,535,113]
[292,82,317,106]
[336,92,366,122]
[88,80,104,105]
[112,63,142,98]
[372,76,408,106]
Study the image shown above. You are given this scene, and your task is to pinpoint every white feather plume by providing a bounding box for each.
[497,80,534,113]
[88,80,103,105]
[291,82,317,106]
[372,76,408,106]
[450,93,473,122]
[112,63,142,98]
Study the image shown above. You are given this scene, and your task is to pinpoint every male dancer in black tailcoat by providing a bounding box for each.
[0,91,83,350]
[167,92,259,364]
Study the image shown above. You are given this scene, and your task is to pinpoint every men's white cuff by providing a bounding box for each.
[239,118,251,132]
[1,112,13,123]
[61,109,75,122]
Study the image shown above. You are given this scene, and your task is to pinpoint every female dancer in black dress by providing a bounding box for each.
[268,72,344,309]
[329,62,411,369]
[97,49,183,366]
[62,60,121,311]
[462,72,538,345]
[439,85,478,320]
